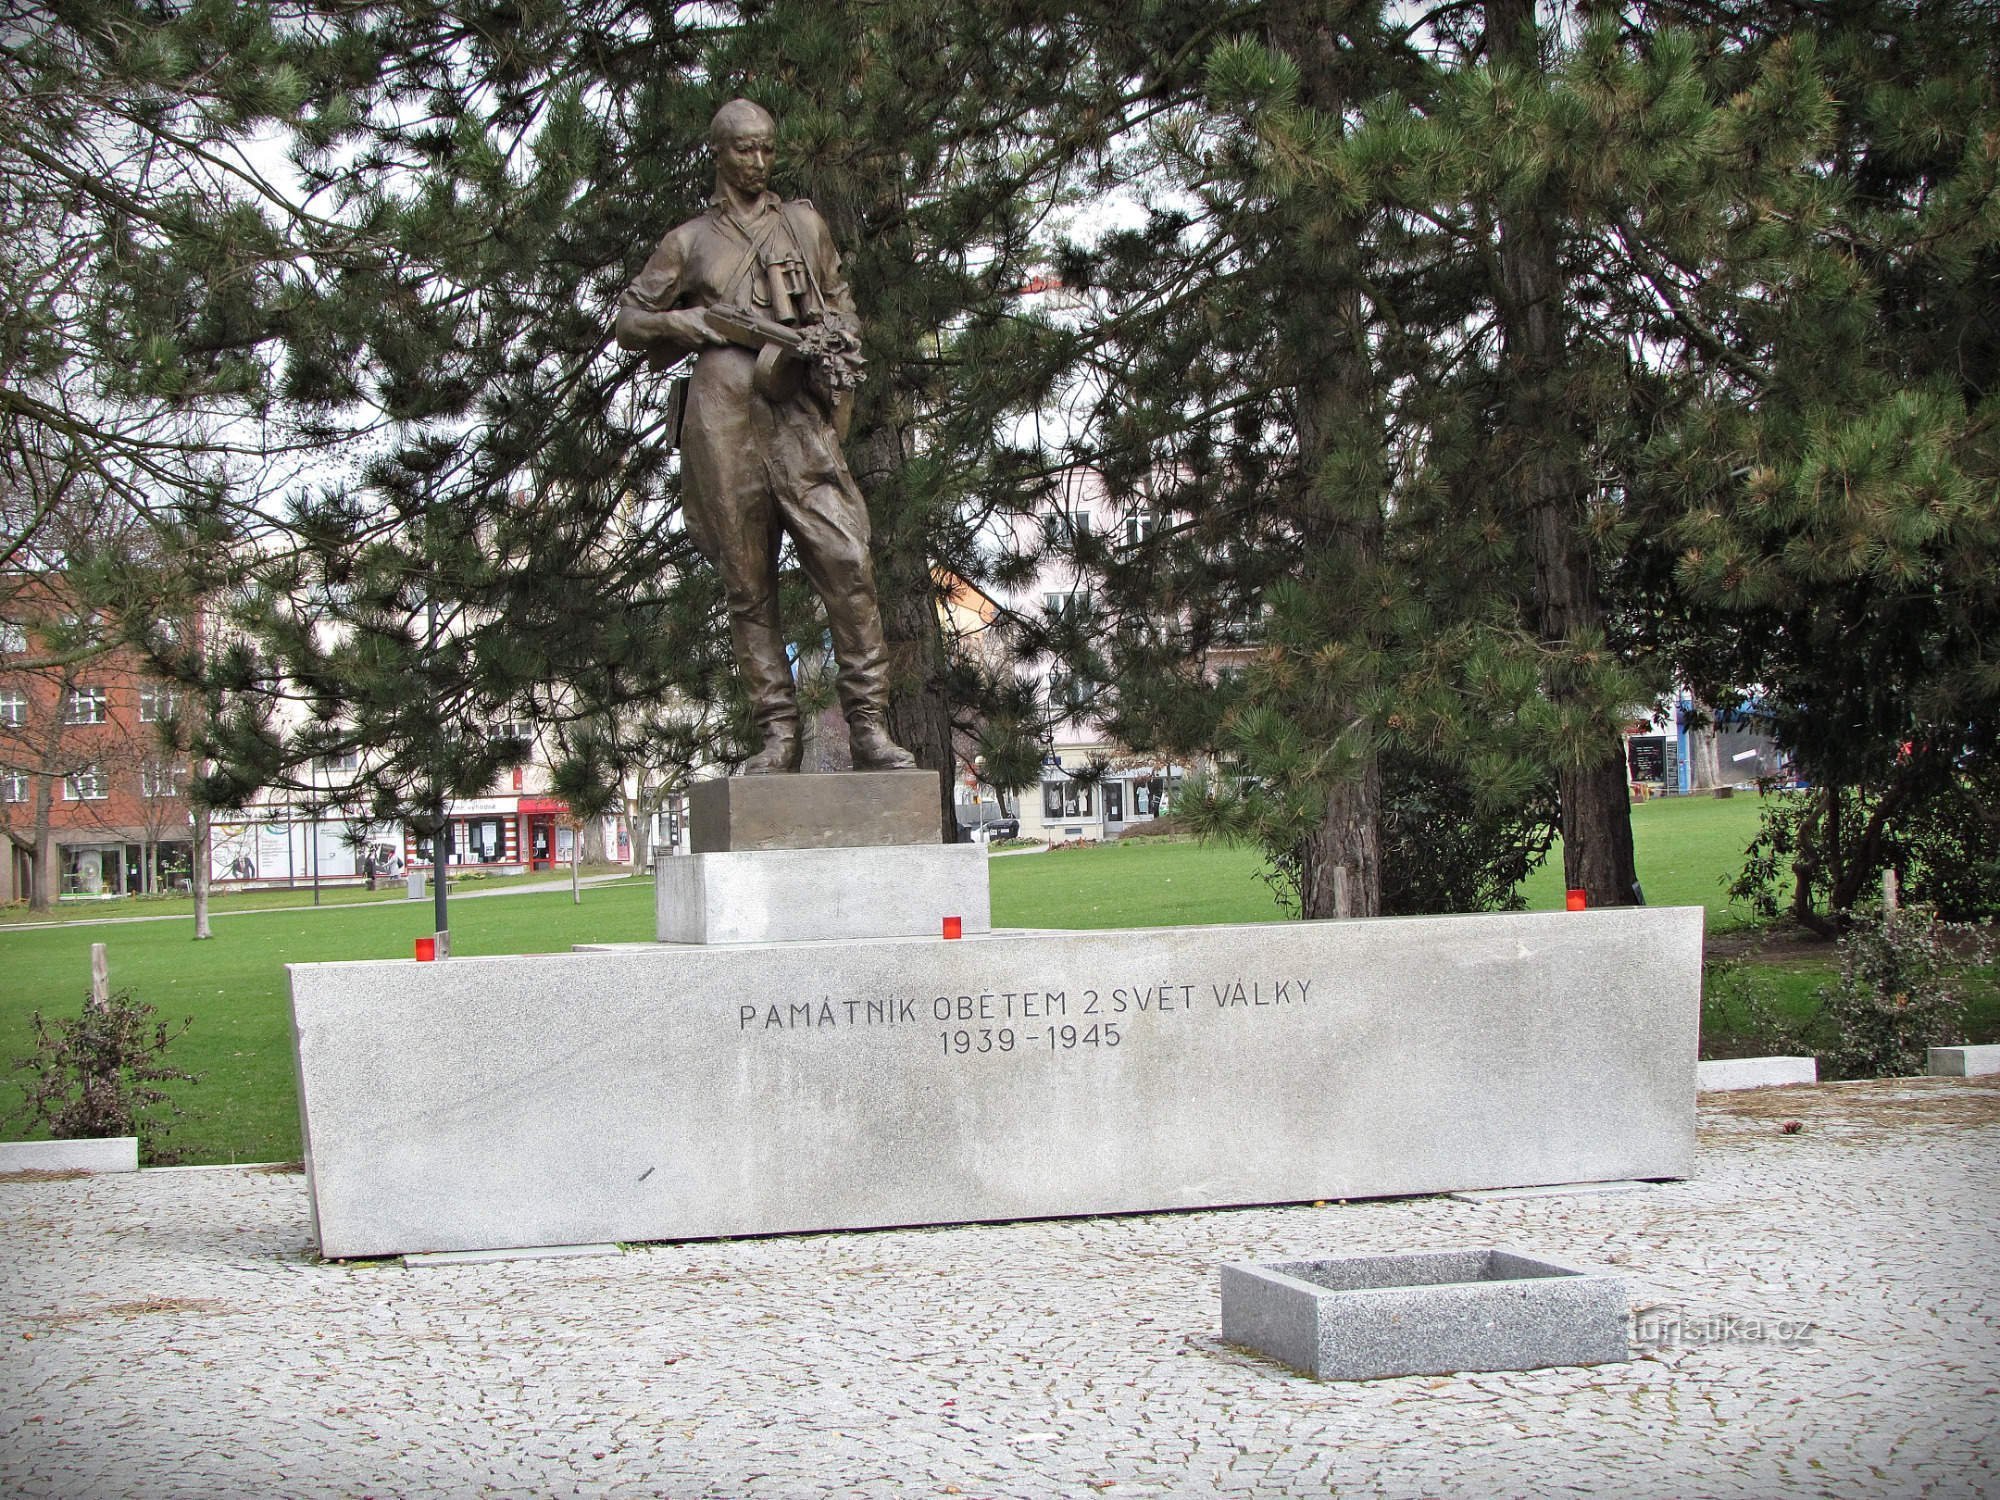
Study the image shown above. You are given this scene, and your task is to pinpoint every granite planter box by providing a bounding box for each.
[1221,1247,1629,1381]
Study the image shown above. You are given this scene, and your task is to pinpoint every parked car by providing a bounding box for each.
[958,815,1020,843]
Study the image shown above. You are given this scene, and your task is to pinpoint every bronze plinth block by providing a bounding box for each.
[688,770,941,853]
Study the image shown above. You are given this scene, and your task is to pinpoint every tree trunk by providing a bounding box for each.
[1688,700,1722,790]
[1561,758,1639,904]
[1270,0,1385,920]
[627,785,652,872]
[192,804,212,939]
[852,418,958,843]
[1298,767,1385,919]
[1489,0,1640,909]
[29,775,56,912]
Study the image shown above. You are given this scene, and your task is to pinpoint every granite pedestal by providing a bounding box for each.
[656,842,990,944]
[287,906,1701,1258]
[664,770,975,942]
[0,1137,138,1175]
[1696,1056,1818,1091]
[1927,1044,2000,1078]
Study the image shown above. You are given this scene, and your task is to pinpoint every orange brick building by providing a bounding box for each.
[0,590,194,906]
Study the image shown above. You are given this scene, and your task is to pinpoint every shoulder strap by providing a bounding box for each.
[717,206,790,306]
[776,200,834,316]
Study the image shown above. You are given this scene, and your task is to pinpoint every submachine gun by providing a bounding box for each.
[703,303,866,418]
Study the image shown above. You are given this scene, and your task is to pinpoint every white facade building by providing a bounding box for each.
[963,470,1208,844]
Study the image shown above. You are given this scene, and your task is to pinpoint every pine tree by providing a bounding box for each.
[1046,1,1422,917]
[1058,2,1860,917]
[170,1,1129,849]
[1633,0,2000,927]
[1,1,348,908]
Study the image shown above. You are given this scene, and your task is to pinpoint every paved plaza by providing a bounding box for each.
[2,1077,1995,1499]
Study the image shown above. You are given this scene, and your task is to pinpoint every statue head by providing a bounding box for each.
[710,99,776,199]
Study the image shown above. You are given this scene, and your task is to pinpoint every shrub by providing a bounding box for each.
[9,988,199,1164]
[1813,903,1994,1080]
[1700,961,1812,1061]
[1732,763,2000,932]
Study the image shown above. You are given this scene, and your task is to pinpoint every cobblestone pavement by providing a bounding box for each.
[3,1078,1995,1499]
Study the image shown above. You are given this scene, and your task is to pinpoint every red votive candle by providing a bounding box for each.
[1565,889,1588,911]
[942,916,963,940]
[415,936,437,961]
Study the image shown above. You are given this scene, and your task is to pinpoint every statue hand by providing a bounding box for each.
[659,308,731,348]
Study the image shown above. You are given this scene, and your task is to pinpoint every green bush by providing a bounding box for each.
[1700,961,1811,1060]
[9,988,199,1164]
[1733,764,2000,930]
[1813,904,1993,1079]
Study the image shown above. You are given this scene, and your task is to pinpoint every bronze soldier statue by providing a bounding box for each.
[616,98,917,774]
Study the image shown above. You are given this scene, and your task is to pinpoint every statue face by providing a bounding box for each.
[716,125,775,198]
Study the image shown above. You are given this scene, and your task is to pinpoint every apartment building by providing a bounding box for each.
[963,470,1234,843]
[0,591,195,904]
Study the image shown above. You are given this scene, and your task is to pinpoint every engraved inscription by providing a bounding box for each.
[735,975,1312,1055]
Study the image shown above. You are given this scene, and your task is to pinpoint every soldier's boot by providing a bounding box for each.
[743,718,803,775]
[848,713,916,772]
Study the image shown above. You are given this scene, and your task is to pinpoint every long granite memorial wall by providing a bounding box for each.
[288,906,1700,1259]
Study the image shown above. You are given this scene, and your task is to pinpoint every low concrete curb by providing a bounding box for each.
[1697,1056,1818,1091]
[0,1137,138,1174]
[1928,1044,2000,1078]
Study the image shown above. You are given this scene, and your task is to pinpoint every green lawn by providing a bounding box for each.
[993,789,1773,929]
[991,838,1288,929]
[1522,791,1772,921]
[4,790,1981,1165]
[0,879,658,1164]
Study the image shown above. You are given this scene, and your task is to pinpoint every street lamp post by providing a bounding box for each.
[428,594,449,953]
[972,754,992,838]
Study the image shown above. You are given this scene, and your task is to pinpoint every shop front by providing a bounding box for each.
[56,835,195,898]
[1025,756,1182,843]
[519,796,567,871]
[409,796,529,873]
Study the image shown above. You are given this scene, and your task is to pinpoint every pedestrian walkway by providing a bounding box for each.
[0,873,634,933]
[2,1077,1995,1498]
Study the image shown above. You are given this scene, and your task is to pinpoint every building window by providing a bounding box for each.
[0,621,24,654]
[0,688,24,727]
[464,817,508,863]
[138,684,183,723]
[1041,779,1093,819]
[1040,509,1092,546]
[141,760,185,798]
[2,771,26,803]
[64,766,109,800]
[1124,514,1155,548]
[489,720,533,766]
[316,749,360,774]
[1042,591,1090,624]
[65,687,108,724]
[1048,669,1094,716]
